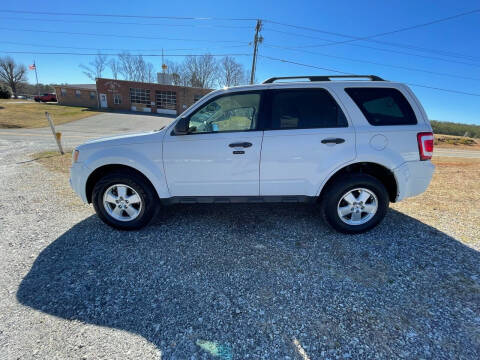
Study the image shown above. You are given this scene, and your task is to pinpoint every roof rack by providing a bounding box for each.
[262,75,385,84]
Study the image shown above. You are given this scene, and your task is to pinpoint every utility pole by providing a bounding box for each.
[250,19,263,84]
[33,60,40,96]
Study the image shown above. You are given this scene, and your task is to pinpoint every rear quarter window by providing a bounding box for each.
[345,87,417,126]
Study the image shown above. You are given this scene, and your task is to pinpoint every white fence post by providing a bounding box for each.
[45,111,64,155]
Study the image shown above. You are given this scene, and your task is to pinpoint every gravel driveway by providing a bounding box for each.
[1,140,479,359]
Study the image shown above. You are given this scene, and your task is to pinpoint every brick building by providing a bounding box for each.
[95,78,212,115]
[53,84,98,107]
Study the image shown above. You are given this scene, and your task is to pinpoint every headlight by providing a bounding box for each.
[72,149,79,164]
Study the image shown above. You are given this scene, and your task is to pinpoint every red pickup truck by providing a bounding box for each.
[34,93,57,102]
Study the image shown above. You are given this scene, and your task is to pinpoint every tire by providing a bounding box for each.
[320,174,389,234]
[92,171,158,230]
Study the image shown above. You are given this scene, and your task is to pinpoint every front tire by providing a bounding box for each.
[92,171,158,230]
[320,174,389,234]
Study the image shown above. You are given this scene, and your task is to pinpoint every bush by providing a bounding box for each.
[434,136,477,146]
[0,86,11,99]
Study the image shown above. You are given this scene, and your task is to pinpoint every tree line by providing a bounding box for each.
[0,53,249,99]
[430,120,480,138]
[79,52,249,89]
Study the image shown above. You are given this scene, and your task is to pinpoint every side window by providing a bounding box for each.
[345,87,417,126]
[189,93,260,134]
[270,89,347,130]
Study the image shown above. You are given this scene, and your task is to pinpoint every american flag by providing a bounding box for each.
[29,63,36,70]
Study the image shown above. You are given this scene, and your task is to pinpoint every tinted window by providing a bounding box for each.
[345,87,417,126]
[189,93,260,133]
[270,89,347,130]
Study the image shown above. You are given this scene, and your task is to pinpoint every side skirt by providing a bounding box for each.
[161,195,316,205]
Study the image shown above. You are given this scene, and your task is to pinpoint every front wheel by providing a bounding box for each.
[320,174,389,234]
[92,171,158,230]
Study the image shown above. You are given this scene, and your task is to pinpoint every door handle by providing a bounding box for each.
[321,138,345,144]
[229,142,252,148]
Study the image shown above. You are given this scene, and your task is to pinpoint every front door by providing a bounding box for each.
[260,88,356,196]
[99,93,108,108]
[163,92,264,197]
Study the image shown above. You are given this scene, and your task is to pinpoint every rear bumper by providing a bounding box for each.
[393,160,435,202]
[70,162,90,203]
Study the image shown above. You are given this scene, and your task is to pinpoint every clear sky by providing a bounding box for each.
[1,0,479,124]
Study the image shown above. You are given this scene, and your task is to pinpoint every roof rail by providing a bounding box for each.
[262,75,385,84]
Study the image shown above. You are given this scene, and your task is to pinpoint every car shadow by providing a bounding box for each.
[17,205,480,359]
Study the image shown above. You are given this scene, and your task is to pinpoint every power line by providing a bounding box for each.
[258,55,350,75]
[0,27,249,44]
[263,8,480,41]
[264,28,480,65]
[3,8,477,61]
[263,9,480,61]
[262,44,480,81]
[0,40,249,52]
[292,8,480,47]
[0,9,257,21]
[297,36,480,62]
[259,55,480,97]
[0,16,252,29]
[1,50,251,57]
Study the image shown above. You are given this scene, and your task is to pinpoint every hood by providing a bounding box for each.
[78,129,164,150]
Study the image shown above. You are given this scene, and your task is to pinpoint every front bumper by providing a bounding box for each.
[393,160,435,202]
[70,162,91,203]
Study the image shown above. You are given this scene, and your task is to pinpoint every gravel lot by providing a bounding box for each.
[1,139,479,359]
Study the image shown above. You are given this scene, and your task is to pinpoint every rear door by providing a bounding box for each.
[163,91,264,197]
[260,87,356,196]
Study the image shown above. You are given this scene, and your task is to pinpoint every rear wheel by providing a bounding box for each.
[92,171,158,230]
[320,174,389,234]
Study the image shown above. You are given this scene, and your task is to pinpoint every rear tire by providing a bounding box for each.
[320,174,389,234]
[92,171,158,230]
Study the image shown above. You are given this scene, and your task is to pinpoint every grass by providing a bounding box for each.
[0,99,100,128]
[392,156,480,245]
[32,150,73,174]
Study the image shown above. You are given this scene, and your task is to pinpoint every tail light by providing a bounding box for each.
[417,132,434,160]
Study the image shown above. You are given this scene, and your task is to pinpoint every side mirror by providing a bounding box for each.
[173,117,189,135]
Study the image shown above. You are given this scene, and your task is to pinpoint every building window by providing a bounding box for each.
[114,94,122,104]
[90,92,96,100]
[61,88,66,96]
[194,94,203,102]
[130,88,150,105]
[156,91,176,110]
[75,90,81,97]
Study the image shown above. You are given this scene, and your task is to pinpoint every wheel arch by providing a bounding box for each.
[318,162,398,203]
[85,164,158,203]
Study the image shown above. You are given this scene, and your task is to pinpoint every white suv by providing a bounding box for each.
[70,75,435,233]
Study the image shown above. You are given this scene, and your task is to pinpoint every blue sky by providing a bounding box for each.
[1,0,479,124]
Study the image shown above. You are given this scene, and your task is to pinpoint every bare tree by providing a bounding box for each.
[135,56,156,83]
[145,62,156,83]
[164,60,188,86]
[118,52,137,81]
[79,53,108,81]
[183,54,218,88]
[117,53,155,82]
[218,56,245,87]
[0,56,27,98]
[108,58,121,80]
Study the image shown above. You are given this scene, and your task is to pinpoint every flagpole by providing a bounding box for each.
[33,60,40,96]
